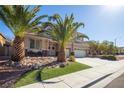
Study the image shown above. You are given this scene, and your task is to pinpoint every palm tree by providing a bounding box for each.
[0,5,47,61]
[42,14,84,62]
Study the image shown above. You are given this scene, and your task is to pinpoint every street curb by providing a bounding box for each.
[89,68,124,88]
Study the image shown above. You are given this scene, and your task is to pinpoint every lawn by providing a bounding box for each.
[41,62,91,80]
[14,62,91,87]
[13,70,40,87]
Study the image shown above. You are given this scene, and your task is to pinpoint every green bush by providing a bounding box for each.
[100,55,116,61]
[68,52,75,62]
[70,52,75,56]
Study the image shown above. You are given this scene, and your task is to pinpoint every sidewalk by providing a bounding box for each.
[21,58,124,88]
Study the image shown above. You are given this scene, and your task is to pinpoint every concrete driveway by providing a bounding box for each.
[76,57,121,67]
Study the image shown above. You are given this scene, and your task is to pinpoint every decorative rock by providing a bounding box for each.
[19,57,57,68]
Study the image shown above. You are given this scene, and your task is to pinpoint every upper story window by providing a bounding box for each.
[78,37,84,41]
[75,37,84,43]
[30,39,35,49]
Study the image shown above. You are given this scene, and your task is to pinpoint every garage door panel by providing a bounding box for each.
[75,50,86,58]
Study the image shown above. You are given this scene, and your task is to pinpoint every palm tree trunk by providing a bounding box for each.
[71,42,74,53]
[57,46,66,62]
[11,36,25,62]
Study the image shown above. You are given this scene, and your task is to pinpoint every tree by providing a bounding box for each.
[43,14,84,62]
[89,40,116,56]
[89,41,99,56]
[105,41,115,55]
[0,5,47,61]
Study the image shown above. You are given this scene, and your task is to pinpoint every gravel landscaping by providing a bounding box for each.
[21,57,57,67]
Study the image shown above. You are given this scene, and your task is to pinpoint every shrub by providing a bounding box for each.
[100,55,116,61]
[59,63,66,68]
[70,52,75,56]
[69,55,75,62]
[37,51,42,56]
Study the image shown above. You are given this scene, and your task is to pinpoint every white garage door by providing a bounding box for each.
[75,50,86,58]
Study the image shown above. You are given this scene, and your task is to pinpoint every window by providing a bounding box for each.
[36,40,40,49]
[30,39,35,49]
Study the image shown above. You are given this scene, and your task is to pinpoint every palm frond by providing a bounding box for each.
[43,13,85,47]
[0,5,45,38]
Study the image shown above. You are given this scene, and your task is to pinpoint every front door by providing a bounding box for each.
[48,44,56,56]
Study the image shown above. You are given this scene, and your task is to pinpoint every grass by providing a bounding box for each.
[13,70,40,87]
[41,62,91,80]
[14,62,91,87]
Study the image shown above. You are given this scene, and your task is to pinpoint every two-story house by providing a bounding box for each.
[24,32,89,58]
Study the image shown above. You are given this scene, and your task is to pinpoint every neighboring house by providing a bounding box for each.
[117,47,124,54]
[0,33,12,56]
[24,32,89,58]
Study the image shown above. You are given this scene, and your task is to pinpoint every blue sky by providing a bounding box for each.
[0,5,124,47]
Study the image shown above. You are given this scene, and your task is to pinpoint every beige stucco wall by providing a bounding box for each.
[24,34,54,51]
[42,39,48,50]
[0,34,5,46]
[66,42,89,50]
[24,34,89,50]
